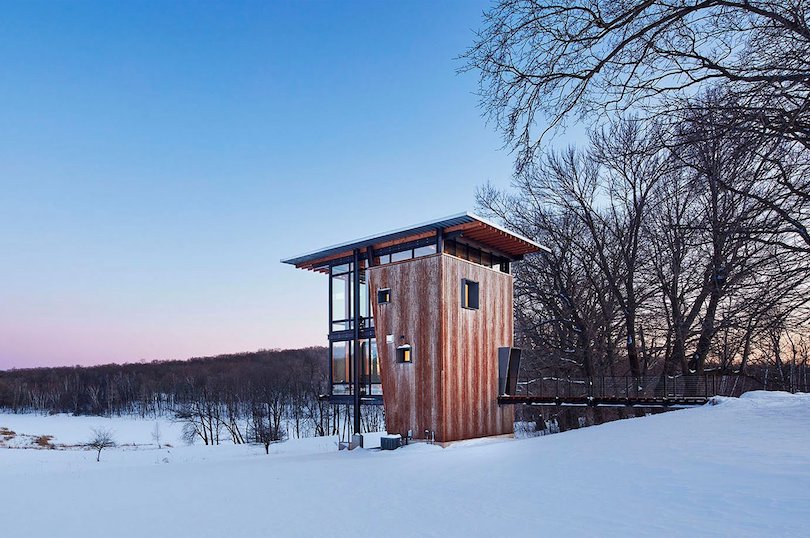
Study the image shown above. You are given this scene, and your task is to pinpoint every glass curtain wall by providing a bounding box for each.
[329,260,380,397]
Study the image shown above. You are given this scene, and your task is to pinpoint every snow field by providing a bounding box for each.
[1,391,808,537]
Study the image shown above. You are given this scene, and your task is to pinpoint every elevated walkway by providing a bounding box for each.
[498,374,804,408]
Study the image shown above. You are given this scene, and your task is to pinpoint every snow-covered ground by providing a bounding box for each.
[2,391,808,537]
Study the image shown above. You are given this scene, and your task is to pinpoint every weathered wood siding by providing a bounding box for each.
[369,253,514,443]
[440,255,514,441]
[369,255,443,440]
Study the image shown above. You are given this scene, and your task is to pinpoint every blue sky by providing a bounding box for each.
[0,1,547,368]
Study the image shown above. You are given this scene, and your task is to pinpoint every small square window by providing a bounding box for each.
[461,279,479,310]
[377,288,391,304]
[397,344,412,363]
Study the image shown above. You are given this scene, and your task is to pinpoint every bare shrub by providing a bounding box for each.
[87,428,116,462]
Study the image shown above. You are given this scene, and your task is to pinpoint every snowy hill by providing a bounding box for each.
[2,391,808,537]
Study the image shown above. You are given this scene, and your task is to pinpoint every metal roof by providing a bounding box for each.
[281,211,549,268]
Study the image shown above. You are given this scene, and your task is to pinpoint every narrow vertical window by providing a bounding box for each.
[461,279,479,310]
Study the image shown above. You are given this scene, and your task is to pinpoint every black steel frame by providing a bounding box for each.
[326,251,384,435]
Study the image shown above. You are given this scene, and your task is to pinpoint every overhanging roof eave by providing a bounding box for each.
[280,211,549,267]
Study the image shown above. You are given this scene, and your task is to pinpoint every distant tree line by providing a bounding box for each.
[0,347,383,445]
[468,1,810,391]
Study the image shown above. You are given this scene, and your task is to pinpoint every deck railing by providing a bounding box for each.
[512,374,809,402]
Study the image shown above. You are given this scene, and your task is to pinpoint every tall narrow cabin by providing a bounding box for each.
[282,212,546,442]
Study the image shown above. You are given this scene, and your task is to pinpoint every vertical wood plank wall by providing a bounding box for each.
[440,255,514,441]
[369,255,443,440]
[369,253,514,443]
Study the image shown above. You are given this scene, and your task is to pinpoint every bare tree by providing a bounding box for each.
[479,110,810,395]
[248,369,289,452]
[151,422,162,449]
[465,1,810,255]
[467,3,810,400]
[464,0,810,166]
[250,414,286,454]
[480,118,669,379]
[0,348,354,441]
[478,184,612,379]
[87,428,116,462]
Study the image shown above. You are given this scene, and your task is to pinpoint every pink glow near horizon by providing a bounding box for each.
[0,270,329,369]
[0,315,325,370]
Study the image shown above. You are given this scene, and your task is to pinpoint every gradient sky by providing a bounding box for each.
[0,0,551,369]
